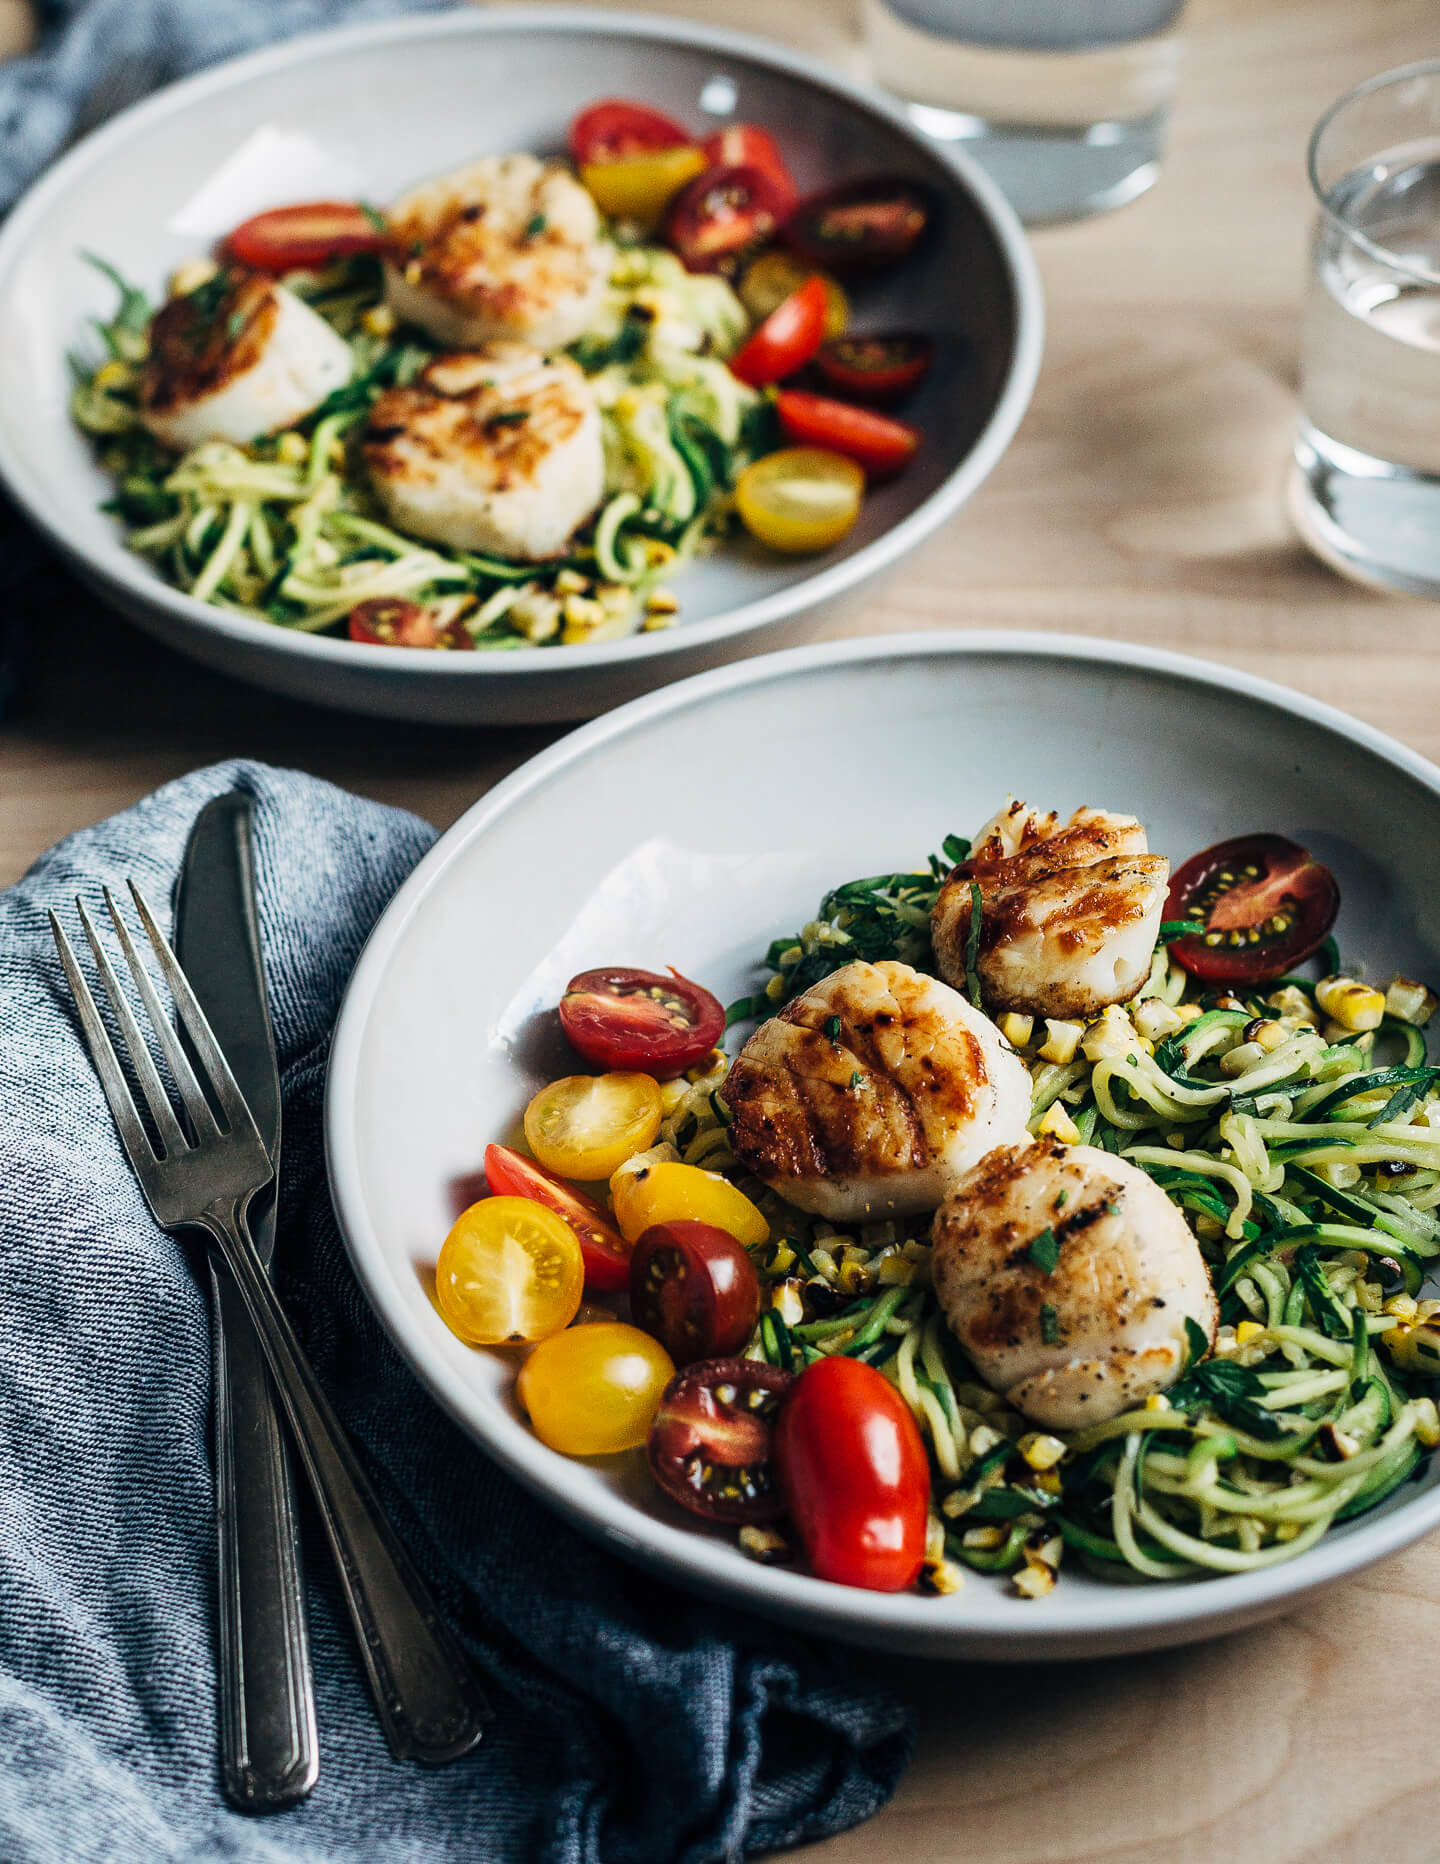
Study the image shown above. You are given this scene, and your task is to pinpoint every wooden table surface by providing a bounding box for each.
[5,2,1440,1857]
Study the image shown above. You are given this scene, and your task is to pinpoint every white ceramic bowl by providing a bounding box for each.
[0,8,1042,726]
[326,631,1440,1660]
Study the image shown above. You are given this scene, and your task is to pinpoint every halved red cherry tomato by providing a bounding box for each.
[775,390,920,479]
[347,598,473,650]
[816,332,933,406]
[786,177,934,273]
[665,163,793,273]
[729,275,828,388]
[569,99,692,165]
[630,1221,760,1365]
[483,1143,632,1292]
[773,1356,928,1592]
[647,1357,792,1522]
[700,125,797,209]
[559,966,725,1079]
[1165,835,1340,984]
[226,201,383,272]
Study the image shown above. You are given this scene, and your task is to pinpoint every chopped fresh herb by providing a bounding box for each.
[359,202,387,234]
[1026,1228,1060,1274]
[725,996,757,1029]
[525,212,548,238]
[1040,1303,1060,1345]
[1054,1189,1069,1209]
[83,253,152,340]
[941,833,971,866]
[1159,919,1207,942]
[849,1070,863,1090]
[1183,1317,1209,1368]
[489,409,531,428]
[964,880,984,1010]
[226,310,249,340]
[825,1015,842,1044]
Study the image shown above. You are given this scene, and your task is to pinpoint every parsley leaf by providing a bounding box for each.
[1040,1303,1060,1345]
[1183,1317,1209,1368]
[1026,1228,1060,1275]
[1159,919,1207,942]
[825,1015,842,1044]
[964,880,984,1010]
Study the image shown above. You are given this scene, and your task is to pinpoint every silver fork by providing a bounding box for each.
[51,883,492,1768]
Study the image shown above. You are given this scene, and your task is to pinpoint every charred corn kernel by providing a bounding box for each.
[1034,1468,1063,1496]
[1384,1293,1419,1322]
[1316,975,1385,1032]
[1386,976,1438,1025]
[1273,1521,1302,1543]
[360,302,397,337]
[961,1525,1005,1549]
[169,256,219,298]
[1386,1320,1440,1376]
[1267,984,1317,1021]
[874,1252,916,1286]
[1235,1320,1265,1345]
[917,1557,965,1596]
[1214,994,1248,1013]
[767,1241,797,1275]
[659,1078,691,1116]
[738,1524,790,1563]
[998,1011,1034,1047]
[1173,1001,1206,1026]
[1314,1159,1362,1190]
[969,1424,1004,1458]
[1037,1101,1081,1144]
[925,1514,947,1561]
[1012,1560,1057,1600]
[776,945,803,971]
[1243,1018,1291,1052]
[1133,997,1185,1041]
[94,359,132,390]
[644,585,679,615]
[1413,1397,1440,1447]
[1038,1019,1083,1065]
[1144,1392,1172,1411]
[1355,1279,1384,1314]
[1018,1432,1066,1471]
[1214,1326,1239,1355]
[764,973,787,1003]
[769,1280,806,1327]
[1081,1004,1134,1062]
[941,1489,973,1520]
[554,568,589,595]
[1419,1300,1440,1323]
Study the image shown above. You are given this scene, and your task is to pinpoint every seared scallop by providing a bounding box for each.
[384,154,609,351]
[723,959,1033,1223]
[363,345,605,560]
[932,798,1169,1020]
[931,1137,1217,1429]
[139,271,352,451]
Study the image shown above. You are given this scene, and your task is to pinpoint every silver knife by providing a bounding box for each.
[176,794,319,1812]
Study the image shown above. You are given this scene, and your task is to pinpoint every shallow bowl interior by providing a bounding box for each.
[326,632,1440,1659]
[0,8,1039,722]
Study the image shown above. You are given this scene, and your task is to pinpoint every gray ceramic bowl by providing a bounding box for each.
[0,7,1041,724]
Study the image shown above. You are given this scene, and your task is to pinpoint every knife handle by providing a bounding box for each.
[210,1251,319,1811]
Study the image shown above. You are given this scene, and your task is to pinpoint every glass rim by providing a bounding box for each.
[1308,56,1440,288]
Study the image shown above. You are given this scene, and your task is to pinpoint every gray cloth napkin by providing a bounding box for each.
[0,761,913,1863]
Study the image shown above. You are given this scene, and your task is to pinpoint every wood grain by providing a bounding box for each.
[5,2,1440,1857]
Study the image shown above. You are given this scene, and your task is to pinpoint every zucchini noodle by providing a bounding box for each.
[72,243,775,649]
[698,851,1440,1597]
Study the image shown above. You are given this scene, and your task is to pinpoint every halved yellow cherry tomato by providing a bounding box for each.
[435,1197,583,1346]
[735,448,864,555]
[739,250,848,340]
[579,146,708,226]
[610,1158,770,1249]
[524,1072,663,1181]
[517,1321,675,1455]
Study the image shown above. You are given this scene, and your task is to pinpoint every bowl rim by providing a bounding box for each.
[0,4,1044,683]
[325,627,1440,1650]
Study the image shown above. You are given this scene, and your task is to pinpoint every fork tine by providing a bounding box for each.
[102,886,220,1142]
[127,881,265,1149]
[50,909,161,1170]
[77,898,192,1159]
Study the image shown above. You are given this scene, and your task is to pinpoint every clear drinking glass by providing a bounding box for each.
[860,0,1187,223]
[1292,61,1440,598]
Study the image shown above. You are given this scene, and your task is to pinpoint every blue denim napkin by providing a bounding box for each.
[0,761,913,1863]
